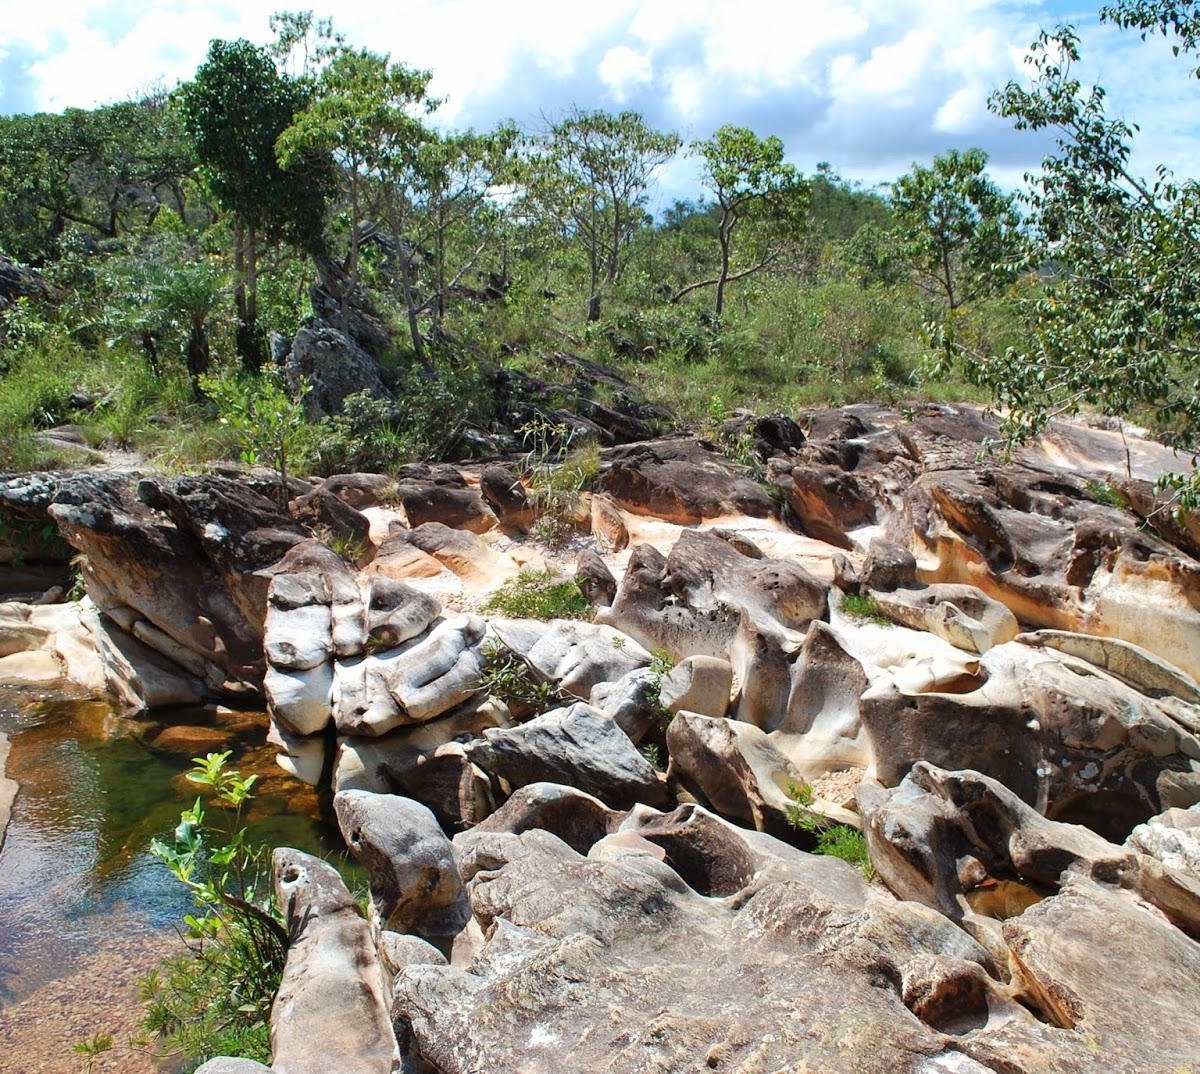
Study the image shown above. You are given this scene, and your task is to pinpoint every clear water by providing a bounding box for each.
[0,690,353,1007]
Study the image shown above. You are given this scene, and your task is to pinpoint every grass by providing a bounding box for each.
[481,570,592,621]
[785,781,874,880]
[1085,480,1128,510]
[839,592,893,626]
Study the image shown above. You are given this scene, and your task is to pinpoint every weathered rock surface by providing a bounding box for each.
[284,326,392,419]
[272,848,398,1074]
[0,731,16,854]
[334,790,469,943]
[463,702,667,809]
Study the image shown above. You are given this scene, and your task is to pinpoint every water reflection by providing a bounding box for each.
[0,691,352,1007]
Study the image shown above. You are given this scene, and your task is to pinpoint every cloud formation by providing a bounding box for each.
[0,0,1197,198]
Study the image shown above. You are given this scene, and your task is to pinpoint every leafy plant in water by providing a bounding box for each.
[141,751,288,1066]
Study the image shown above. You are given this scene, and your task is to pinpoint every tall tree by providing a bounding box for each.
[276,46,433,337]
[524,109,680,321]
[891,148,1019,312]
[674,125,809,317]
[178,38,332,371]
[971,3,1200,506]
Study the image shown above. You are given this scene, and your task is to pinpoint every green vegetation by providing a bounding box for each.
[0,1,1193,508]
[1085,480,1128,510]
[481,569,592,620]
[141,751,288,1066]
[479,640,568,717]
[785,782,874,879]
[839,592,893,626]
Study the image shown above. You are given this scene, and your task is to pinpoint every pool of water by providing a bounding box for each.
[0,690,354,1008]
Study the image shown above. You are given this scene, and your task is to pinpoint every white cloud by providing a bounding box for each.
[598,45,653,101]
[1,0,1198,193]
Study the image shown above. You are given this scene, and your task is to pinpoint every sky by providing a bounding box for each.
[1,0,1197,204]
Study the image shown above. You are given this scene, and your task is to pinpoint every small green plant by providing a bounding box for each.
[479,640,567,717]
[72,1033,114,1073]
[784,781,873,879]
[141,751,288,1066]
[482,570,592,621]
[641,743,662,769]
[320,527,368,564]
[839,592,892,626]
[1085,480,1127,510]
[516,418,593,549]
[199,371,313,509]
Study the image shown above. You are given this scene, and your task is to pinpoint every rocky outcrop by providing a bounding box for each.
[271,849,398,1074]
[0,731,16,854]
[284,326,392,419]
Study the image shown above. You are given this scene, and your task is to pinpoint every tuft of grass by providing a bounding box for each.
[1085,480,1127,510]
[839,592,892,626]
[482,570,592,621]
[784,781,874,879]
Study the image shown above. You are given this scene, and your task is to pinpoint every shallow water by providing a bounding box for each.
[0,690,352,1009]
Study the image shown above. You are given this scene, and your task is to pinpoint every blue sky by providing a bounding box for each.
[0,0,1196,201]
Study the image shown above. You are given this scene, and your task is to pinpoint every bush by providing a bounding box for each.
[141,751,288,1066]
[482,569,591,621]
[784,782,874,879]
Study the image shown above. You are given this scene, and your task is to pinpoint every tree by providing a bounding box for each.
[970,2,1200,504]
[891,148,1020,312]
[524,109,680,321]
[276,46,433,337]
[178,39,333,371]
[674,125,809,318]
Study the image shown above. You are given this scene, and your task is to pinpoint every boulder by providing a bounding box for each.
[869,584,1019,654]
[479,465,534,532]
[0,732,16,854]
[573,549,616,608]
[272,848,398,1074]
[463,702,667,809]
[334,791,469,943]
[490,618,650,699]
[284,326,392,419]
[595,438,776,523]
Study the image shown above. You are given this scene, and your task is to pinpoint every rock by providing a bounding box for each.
[334,700,509,794]
[459,782,619,860]
[595,438,776,523]
[265,663,333,737]
[264,575,332,671]
[573,549,616,608]
[0,253,57,312]
[150,725,231,755]
[284,326,392,419]
[490,618,650,699]
[193,1060,274,1074]
[365,577,440,649]
[598,529,826,660]
[391,478,496,534]
[869,584,1019,654]
[0,732,16,854]
[272,849,398,1074]
[479,466,533,532]
[463,702,667,809]
[378,615,486,728]
[318,473,396,511]
[334,791,469,943]
[666,711,805,834]
[269,716,327,786]
[289,487,372,560]
[394,803,1112,1074]
[588,492,629,551]
[1128,806,1200,880]
[776,463,878,548]
[370,524,445,581]
[401,523,503,581]
[862,536,919,591]
[659,655,733,718]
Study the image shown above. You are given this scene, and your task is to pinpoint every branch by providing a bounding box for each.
[670,253,774,303]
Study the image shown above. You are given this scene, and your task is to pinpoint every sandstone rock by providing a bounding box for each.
[666,711,805,834]
[380,615,486,727]
[289,487,372,560]
[869,583,1019,654]
[598,529,826,660]
[490,618,650,698]
[272,848,398,1074]
[193,1060,274,1074]
[573,549,616,608]
[318,473,396,511]
[0,732,16,854]
[391,480,496,534]
[334,791,469,943]
[463,702,667,809]
[479,465,533,532]
[595,437,776,523]
[588,492,628,551]
[269,716,327,786]
[265,663,333,737]
[658,655,733,718]
[395,803,1113,1074]
[365,576,440,649]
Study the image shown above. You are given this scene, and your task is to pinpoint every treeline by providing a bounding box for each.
[0,4,1194,501]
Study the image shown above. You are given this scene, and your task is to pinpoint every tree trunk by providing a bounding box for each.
[139,330,161,376]
[238,222,263,374]
[186,318,210,398]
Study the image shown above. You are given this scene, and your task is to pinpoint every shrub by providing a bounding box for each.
[785,781,874,879]
[141,751,288,1066]
[839,592,892,626]
[479,640,568,718]
[482,570,591,621]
